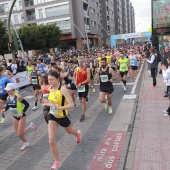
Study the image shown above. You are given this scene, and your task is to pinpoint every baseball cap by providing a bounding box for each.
[4,83,16,91]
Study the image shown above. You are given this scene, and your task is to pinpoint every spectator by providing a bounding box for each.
[11,60,18,75]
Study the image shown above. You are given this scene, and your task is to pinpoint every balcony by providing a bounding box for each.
[83,0,88,3]
[27,14,36,21]
[85,24,90,32]
[84,10,89,17]
[25,0,34,7]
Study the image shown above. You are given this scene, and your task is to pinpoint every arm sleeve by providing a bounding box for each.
[147,55,155,64]
[5,105,10,111]
[21,99,30,113]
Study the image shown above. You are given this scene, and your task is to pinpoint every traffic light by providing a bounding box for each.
[8,42,13,52]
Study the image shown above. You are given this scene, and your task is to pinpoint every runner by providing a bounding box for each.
[40,73,50,124]
[30,63,41,111]
[117,54,129,92]
[26,60,33,77]
[98,57,117,114]
[129,49,138,85]
[1,83,37,151]
[74,56,90,122]
[0,66,12,123]
[47,71,81,170]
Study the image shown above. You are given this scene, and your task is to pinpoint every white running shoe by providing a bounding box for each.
[124,86,126,92]
[32,106,38,111]
[164,113,169,117]
[20,142,30,151]
[29,122,37,131]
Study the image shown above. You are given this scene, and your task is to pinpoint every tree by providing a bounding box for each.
[17,24,62,51]
[0,20,9,57]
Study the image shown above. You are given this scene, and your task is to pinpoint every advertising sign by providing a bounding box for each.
[152,0,170,35]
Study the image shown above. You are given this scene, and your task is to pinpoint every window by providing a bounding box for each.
[21,14,24,23]
[56,20,71,30]
[19,1,22,10]
[91,21,94,26]
[14,15,19,24]
[39,9,43,19]
[46,5,69,18]
[2,3,9,12]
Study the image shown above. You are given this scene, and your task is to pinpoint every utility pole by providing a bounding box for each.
[8,0,17,60]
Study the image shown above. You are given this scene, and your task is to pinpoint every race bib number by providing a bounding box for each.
[121,66,126,70]
[100,75,109,82]
[0,86,3,93]
[32,79,38,85]
[43,94,49,101]
[10,108,18,116]
[78,85,85,92]
[130,59,135,66]
[50,103,58,116]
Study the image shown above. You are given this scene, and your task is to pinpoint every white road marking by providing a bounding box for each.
[131,63,144,94]
[123,94,137,100]
[24,95,34,99]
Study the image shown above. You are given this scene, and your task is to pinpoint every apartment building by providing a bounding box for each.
[0,0,135,49]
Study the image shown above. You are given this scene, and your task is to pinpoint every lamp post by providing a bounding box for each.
[70,20,86,42]
[8,0,17,60]
[135,23,140,32]
[85,0,92,52]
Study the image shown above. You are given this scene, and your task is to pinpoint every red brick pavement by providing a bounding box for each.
[133,89,170,170]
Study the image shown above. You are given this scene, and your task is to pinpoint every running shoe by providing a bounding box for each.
[51,161,61,170]
[0,117,5,124]
[164,113,170,117]
[108,107,113,115]
[124,86,126,92]
[32,106,38,111]
[76,130,82,143]
[80,115,85,122]
[92,88,96,93]
[150,85,156,89]
[104,103,108,110]
[29,122,37,131]
[163,110,168,114]
[20,142,30,151]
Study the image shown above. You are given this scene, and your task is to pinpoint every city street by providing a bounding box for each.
[0,64,141,170]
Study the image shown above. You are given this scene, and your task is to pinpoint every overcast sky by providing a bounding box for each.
[130,0,151,32]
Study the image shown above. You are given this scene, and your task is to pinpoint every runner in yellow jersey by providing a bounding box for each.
[106,51,112,67]
[47,71,82,170]
[116,54,129,92]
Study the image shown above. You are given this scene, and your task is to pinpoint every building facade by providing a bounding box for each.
[0,0,135,49]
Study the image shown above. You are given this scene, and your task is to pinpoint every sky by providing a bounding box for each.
[130,0,151,32]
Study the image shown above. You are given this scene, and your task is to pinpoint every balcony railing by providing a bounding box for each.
[27,14,36,21]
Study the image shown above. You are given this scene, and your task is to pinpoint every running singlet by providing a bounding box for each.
[37,64,44,73]
[7,95,23,117]
[106,56,111,64]
[76,67,87,85]
[118,58,129,72]
[0,76,12,95]
[41,84,50,103]
[129,56,138,66]
[27,66,33,76]
[99,67,112,86]
[31,71,40,85]
[48,85,68,117]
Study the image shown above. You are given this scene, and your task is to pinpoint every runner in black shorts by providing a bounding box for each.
[98,58,116,115]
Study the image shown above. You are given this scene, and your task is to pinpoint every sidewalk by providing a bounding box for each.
[125,63,170,170]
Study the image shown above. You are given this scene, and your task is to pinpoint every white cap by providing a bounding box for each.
[4,83,16,91]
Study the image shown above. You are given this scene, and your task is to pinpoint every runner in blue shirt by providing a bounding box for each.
[0,66,12,123]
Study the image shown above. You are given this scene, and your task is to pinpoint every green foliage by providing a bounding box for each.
[0,20,9,56]
[17,23,62,51]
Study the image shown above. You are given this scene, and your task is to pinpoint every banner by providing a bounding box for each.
[11,71,31,88]
[122,32,141,39]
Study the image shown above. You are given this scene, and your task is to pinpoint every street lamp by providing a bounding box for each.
[8,0,17,60]
[70,20,86,44]
[135,23,140,32]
